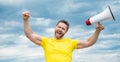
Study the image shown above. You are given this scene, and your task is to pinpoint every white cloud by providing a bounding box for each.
[44,28,54,37]
[0,0,26,6]
[66,25,94,39]
[0,20,22,31]
[97,0,120,16]
[0,47,18,57]
[30,17,52,26]
[56,1,89,15]
[100,33,120,39]
[84,10,98,16]
[45,28,54,33]
[0,46,44,59]
[0,34,38,47]
[4,20,22,27]
[0,34,44,61]
[73,53,119,62]
[15,35,32,46]
[0,34,18,43]
[97,39,120,49]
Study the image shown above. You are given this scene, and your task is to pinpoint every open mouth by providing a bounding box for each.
[56,30,62,35]
[55,30,64,39]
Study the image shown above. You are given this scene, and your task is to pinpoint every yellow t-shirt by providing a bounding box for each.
[40,37,78,62]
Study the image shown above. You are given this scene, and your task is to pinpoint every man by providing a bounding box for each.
[22,11,104,62]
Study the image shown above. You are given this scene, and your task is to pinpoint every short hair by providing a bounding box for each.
[56,19,69,31]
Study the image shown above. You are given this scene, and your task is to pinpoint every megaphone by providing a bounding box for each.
[85,6,115,26]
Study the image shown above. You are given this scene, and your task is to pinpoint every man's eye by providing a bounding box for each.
[62,28,65,30]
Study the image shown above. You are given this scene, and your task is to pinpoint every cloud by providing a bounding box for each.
[44,28,54,37]
[0,0,26,6]
[3,20,22,27]
[0,20,22,34]
[0,34,44,61]
[0,47,18,57]
[100,33,120,40]
[66,25,94,39]
[56,1,89,16]
[73,53,119,62]
[72,39,120,62]
[0,34,14,40]
[30,17,53,27]
[0,46,44,60]
[94,0,120,17]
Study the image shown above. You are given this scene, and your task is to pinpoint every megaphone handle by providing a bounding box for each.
[93,22,98,26]
[93,22,102,27]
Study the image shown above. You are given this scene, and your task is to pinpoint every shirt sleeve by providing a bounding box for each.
[72,39,78,49]
[40,36,47,47]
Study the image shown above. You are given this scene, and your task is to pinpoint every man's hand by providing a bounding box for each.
[22,11,30,21]
[96,22,104,32]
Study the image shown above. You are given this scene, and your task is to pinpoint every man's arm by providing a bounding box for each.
[77,23,104,49]
[22,11,42,45]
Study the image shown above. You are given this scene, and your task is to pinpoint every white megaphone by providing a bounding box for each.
[85,6,115,26]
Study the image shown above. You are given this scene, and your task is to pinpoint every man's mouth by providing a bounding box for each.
[55,30,64,39]
[56,31,62,35]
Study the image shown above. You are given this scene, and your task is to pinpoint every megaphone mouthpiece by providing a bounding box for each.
[86,18,91,26]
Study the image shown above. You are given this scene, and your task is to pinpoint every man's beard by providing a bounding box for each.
[55,32,64,39]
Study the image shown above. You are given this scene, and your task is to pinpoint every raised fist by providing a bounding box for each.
[22,11,30,21]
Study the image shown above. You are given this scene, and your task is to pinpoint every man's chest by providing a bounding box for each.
[44,41,73,53]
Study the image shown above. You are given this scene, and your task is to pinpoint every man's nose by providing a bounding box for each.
[59,28,62,31]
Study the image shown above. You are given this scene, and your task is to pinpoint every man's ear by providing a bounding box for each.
[65,29,68,33]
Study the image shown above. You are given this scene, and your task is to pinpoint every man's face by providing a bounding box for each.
[55,22,68,39]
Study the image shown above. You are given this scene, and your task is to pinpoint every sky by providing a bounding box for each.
[0,0,120,62]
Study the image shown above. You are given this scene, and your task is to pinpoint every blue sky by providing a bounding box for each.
[0,0,120,62]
